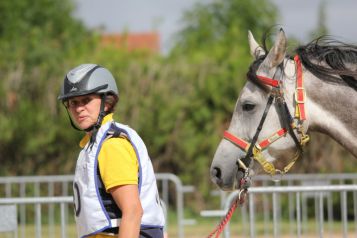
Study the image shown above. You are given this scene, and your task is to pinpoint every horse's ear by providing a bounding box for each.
[256,29,287,77]
[248,30,265,59]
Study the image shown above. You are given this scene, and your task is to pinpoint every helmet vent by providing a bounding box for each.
[67,64,98,84]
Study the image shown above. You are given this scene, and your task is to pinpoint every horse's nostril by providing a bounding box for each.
[211,167,222,179]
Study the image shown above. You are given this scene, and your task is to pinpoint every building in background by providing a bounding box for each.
[101,32,160,53]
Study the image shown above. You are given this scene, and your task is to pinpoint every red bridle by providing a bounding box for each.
[223,55,309,175]
[224,128,288,152]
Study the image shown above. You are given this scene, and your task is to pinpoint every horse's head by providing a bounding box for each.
[210,29,309,191]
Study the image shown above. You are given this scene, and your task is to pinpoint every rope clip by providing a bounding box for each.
[238,188,248,204]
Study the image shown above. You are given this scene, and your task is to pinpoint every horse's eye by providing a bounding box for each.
[242,103,255,111]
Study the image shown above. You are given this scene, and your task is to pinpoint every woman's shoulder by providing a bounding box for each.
[102,135,133,150]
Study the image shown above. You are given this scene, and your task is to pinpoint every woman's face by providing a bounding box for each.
[65,94,104,130]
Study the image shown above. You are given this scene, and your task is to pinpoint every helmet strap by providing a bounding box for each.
[63,94,108,150]
[63,102,82,131]
[88,94,107,150]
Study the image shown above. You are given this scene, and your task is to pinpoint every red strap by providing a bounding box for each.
[294,55,306,120]
[258,128,287,149]
[223,131,250,151]
[257,75,279,87]
[224,128,287,152]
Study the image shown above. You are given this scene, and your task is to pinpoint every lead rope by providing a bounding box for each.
[207,188,248,238]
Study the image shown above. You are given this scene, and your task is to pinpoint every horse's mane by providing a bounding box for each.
[247,33,357,91]
[295,37,357,90]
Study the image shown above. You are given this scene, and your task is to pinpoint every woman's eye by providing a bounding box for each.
[83,98,91,104]
[69,101,78,107]
[242,103,255,111]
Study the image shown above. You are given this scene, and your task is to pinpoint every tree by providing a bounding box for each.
[154,0,279,197]
[0,0,280,205]
[0,0,95,175]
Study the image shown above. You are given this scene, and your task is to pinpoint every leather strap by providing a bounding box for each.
[223,131,249,151]
[257,75,279,87]
[243,94,274,166]
[294,55,306,120]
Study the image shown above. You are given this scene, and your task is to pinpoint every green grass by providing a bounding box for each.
[0,224,77,238]
[167,215,357,238]
[0,218,355,238]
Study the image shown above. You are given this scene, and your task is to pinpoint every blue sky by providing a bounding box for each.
[73,0,357,53]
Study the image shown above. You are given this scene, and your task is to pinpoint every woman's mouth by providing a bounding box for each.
[77,116,87,122]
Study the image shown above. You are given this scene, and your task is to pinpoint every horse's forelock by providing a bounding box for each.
[246,29,282,93]
[246,56,270,93]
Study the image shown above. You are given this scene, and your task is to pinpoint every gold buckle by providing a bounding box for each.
[254,144,262,151]
[253,149,276,175]
[237,159,248,170]
[300,134,310,146]
[295,87,306,104]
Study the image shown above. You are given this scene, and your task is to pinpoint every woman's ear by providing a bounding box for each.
[104,103,110,113]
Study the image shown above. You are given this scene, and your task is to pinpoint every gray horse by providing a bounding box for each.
[210,29,357,191]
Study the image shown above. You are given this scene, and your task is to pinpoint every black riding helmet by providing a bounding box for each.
[58,64,119,133]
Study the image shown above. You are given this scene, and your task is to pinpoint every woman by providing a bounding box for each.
[58,64,165,238]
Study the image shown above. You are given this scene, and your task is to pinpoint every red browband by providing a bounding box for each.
[256,75,279,87]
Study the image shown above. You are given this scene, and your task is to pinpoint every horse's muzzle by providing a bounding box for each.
[210,163,251,191]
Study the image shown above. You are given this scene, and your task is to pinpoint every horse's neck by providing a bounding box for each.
[305,72,357,157]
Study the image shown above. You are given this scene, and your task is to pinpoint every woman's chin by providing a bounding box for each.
[77,122,93,131]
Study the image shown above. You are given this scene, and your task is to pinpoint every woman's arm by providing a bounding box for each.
[110,184,143,238]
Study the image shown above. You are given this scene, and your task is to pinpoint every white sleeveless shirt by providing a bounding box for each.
[73,121,165,237]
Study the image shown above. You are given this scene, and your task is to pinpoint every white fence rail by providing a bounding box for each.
[1,173,357,238]
[210,173,357,208]
[202,184,357,238]
[0,197,72,238]
[0,173,194,238]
